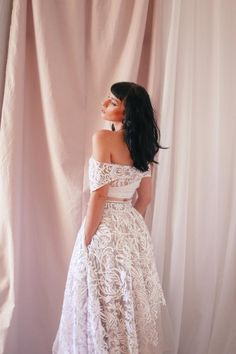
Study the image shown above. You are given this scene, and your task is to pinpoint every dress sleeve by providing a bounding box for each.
[142,163,152,178]
[88,158,117,192]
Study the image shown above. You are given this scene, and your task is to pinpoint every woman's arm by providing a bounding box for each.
[84,130,111,246]
[133,165,154,217]
[84,187,109,246]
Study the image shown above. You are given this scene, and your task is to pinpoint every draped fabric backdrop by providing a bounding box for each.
[0,1,235,353]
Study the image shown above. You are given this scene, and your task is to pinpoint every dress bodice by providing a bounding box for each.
[88,156,152,199]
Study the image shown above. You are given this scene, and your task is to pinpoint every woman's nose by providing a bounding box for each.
[101,98,109,108]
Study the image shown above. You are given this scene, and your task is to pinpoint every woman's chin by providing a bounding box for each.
[101,113,110,121]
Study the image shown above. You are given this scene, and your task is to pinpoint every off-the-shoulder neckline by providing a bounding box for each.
[89,156,134,168]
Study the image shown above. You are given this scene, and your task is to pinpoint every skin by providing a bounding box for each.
[84,91,153,247]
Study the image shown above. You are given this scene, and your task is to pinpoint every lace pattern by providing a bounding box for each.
[88,157,151,192]
[52,159,172,354]
[52,201,168,354]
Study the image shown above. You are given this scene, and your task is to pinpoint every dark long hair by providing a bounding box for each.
[110,82,169,172]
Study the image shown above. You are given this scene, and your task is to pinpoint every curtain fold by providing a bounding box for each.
[0,0,235,353]
[0,1,27,352]
[152,1,236,353]
[0,0,13,121]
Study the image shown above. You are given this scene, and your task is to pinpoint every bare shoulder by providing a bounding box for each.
[92,129,113,140]
[92,129,113,162]
[92,129,113,147]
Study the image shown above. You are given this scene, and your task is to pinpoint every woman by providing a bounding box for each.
[52,82,174,354]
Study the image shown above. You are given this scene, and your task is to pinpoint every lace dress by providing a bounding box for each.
[52,156,174,354]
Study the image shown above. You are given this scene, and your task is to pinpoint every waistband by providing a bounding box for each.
[104,199,133,211]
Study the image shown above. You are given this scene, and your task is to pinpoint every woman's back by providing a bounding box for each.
[109,130,134,166]
[96,129,134,166]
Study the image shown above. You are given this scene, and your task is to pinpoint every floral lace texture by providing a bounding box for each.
[88,156,151,192]
[52,158,173,354]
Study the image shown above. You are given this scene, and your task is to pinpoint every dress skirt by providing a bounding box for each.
[52,200,175,354]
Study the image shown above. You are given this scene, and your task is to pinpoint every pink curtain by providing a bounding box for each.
[0,1,235,353]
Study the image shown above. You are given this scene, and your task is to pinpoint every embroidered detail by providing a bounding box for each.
[84,201,167,352]
[52,201,167,353]
[52,160,167,354]
[89,156,151,192]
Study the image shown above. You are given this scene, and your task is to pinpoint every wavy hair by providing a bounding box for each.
[110,82,169,172]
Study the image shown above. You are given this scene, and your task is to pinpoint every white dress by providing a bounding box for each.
[52,156,174,354]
